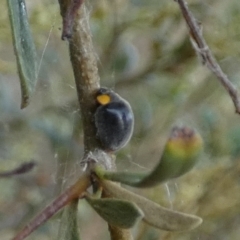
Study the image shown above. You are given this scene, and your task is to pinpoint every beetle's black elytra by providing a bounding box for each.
[94,88,134,151]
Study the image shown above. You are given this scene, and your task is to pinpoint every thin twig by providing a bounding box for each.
[11,173,90,240]
[175,0,240,114]
[0,161,35,178]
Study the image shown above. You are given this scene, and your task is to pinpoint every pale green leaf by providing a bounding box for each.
[86,197,144,229]
[7,0,38,108]
[101,180,202,231]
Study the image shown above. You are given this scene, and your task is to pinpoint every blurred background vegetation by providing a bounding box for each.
[1,0,240,239]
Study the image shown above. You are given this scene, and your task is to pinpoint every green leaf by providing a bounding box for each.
[101,180,202,231]
[58,200,81,240]
[95,126,203,187]
[94,166,146,186]
[7,0,38,108]
[152,126,203,181]
[86,197,144,229]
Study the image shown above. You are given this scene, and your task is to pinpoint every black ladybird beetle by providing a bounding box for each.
[94,87,134,152]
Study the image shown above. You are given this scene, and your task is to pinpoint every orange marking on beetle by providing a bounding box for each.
[97,94,111,105]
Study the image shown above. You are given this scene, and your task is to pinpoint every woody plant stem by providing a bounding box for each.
[57,1,133,240]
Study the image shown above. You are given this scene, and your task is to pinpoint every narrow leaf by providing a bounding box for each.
[86,197,144,229]
[95,127,203,187]
[7,0,38,108]
[101,180,202,231]
[94,166,146,186]
[58,200,81,240]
